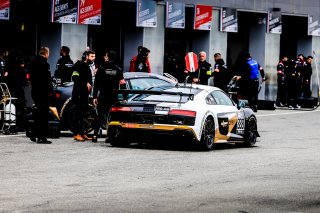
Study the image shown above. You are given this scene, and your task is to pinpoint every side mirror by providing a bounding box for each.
[237,99,249,109]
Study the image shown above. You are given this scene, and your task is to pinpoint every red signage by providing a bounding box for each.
[0,0,10,20]
[185,52,198,72]
[194,5,212,30]
[78,0,102,25]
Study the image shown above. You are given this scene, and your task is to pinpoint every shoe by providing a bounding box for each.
[280,103,286,107]
[288,105,294,109]
[74,134,85,141]
[92,135,98,143]
[82,134,92,140]
[276,103,286,107]
[30,136,37,142]
[37,138,52,144]
[294,105,301,109]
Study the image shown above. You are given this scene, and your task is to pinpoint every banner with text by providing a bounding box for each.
[268,11,282,34]
[52,0,78,24]
[78,0,102,25]
[166,2,185,29]
[136,0,157,27]
[308,15,320,36]
[220,8,237,33]
[194,5,212,30]
[0,0,10,20]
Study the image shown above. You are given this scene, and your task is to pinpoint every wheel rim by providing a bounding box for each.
[247,118,257,145]
[83,105,97,133]
[202,118,215,148]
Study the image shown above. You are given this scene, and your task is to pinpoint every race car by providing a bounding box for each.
[106,84,260,151]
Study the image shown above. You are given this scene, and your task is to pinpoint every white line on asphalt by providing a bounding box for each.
[256,108,320,117]
[0,133,25,138]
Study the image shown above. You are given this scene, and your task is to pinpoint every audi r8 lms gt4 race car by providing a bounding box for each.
[106,84,260,151]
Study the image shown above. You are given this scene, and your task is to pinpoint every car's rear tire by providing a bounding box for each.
[107,127,130,147]
[200,116,215,151]
[243,116,258,147]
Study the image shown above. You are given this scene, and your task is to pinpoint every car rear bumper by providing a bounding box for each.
[107,122,198,142]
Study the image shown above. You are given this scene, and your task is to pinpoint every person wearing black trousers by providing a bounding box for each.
[303,56,313,98]
[92,50,127,142]
[71,51,94,141]
[276,55,289,107]
[29,46,54,144]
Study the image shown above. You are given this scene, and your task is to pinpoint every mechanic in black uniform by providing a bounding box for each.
[92,50,127,142]
[71,50,94,141]
[302,56,313,98]
[213,53,229,93]
[29,46,54,144]
[54,46,74,83]
[191,51,212,85]
[286,57,301,109]
[276,54,289,107]
[295,53,306,97]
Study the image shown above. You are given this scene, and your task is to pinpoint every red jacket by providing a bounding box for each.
[129,55,151,73]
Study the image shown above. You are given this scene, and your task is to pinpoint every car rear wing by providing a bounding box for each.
[113,89,194,101]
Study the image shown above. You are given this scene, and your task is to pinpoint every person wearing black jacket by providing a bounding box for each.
[276,55,289,107]
[303,56,313,98]
[72,50,94,141]
[286,58,301,109]
[54,46,74,83]
[29,46,54,144]
[191,51,212,85]
[213,53,229,93]
[92,51,126,142]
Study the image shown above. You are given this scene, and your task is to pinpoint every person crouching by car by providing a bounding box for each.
[71,50,94,141]
[29,46,54,144]
[92,50,127,142]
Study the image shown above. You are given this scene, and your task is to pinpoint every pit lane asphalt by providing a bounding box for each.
[0,108,320,212]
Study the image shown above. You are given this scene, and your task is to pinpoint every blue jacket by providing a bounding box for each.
[247,58,259,80]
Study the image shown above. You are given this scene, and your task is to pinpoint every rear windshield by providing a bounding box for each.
[132,86,202,103]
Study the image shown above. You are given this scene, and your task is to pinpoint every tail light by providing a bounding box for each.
[169,109,196,117]
[55,92,61,99]
[111,106,132,112]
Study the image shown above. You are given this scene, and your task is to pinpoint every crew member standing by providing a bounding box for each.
[286,58,301,109]
[213,53,228,93]
[92,51,127,142]
[276,55,288,107]
[129,46,151,73]
[29,46,54,144]
[54,46,74,83]
[303,56,313,98]
[191,51,212,85]
[71,50,94,141]
[236,53,265,112]
[295,54,306,97]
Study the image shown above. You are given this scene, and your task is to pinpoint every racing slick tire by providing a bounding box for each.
[200,116,215,151]
[107,127,130,147]
[243,116,258,147]
[61,98,97,134]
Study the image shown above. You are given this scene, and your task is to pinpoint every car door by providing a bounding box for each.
[206,90,238,140]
